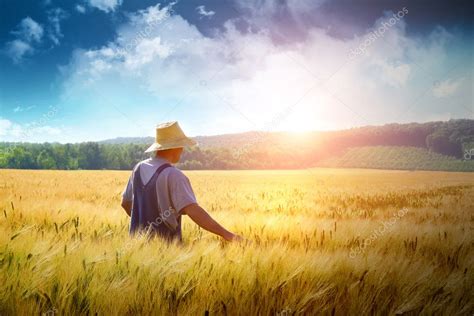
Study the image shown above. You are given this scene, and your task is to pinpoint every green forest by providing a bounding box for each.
[1,119,473,171]
[318,146,474,172]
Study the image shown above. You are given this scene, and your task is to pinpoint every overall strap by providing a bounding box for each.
[146,163,172,188]
[134,164,144,189]
[134,163,172,189]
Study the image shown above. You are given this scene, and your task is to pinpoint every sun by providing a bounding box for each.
[279,107,321,133]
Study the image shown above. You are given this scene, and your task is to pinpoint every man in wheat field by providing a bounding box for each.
[121,121,241,242]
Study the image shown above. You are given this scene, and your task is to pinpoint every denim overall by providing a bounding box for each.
[129,163,182,241]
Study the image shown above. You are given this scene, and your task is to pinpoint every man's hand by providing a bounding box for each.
[225,233,244,242]
[121,198,132,216]
[182,203,241,242]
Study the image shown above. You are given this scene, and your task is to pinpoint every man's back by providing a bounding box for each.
[121,121,240,243]
[122,157,197,240]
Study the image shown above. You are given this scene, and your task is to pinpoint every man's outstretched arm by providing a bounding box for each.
[182,203,241,241]
[121,198,132,217]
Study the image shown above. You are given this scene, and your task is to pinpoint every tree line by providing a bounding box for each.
[0,142,302,170]
[0,119,472,170]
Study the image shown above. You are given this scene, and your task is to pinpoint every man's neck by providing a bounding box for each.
[155,155,172,163]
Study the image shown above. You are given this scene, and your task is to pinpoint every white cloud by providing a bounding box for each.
[13,105,35,112]
[0,119,14,136]
[235,0,328,42]
[87,0,123,13]
[76,4,86,14]
[4,10,68,63]
[0,117,61,140]
[5,40,34,63]
[34,126,62,135]
[124,37,172,69]
[196,5,215,18]
[4,17,43,63]
[433,78,463,98]
[0,105,62,142]
[60,4,469,137]
[47,8,68,46]
[12,17,44,43]
[374,61,411,87]
[237,0,327,19]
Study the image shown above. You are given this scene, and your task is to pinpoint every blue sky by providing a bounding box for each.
[0,0,472,143]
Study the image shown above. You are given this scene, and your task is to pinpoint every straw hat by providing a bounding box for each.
[144,121,197,153]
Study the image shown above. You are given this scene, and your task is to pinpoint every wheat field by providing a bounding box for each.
[0,169,473,315]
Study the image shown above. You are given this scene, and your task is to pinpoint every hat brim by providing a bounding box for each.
[144,138,197,153]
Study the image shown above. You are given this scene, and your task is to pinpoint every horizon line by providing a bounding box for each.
[0,118,471,145]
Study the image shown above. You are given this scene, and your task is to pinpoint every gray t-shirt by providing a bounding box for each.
[122,157,197,214]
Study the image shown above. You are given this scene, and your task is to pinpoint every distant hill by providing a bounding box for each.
[318,146,474,172]
[100,131,285,148]
[101,119,474,156]
[99,137,154,144]
[2,119,473,171]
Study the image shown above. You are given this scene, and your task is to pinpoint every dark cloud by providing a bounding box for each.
[319,0,473,38]
[188,0,474,43]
